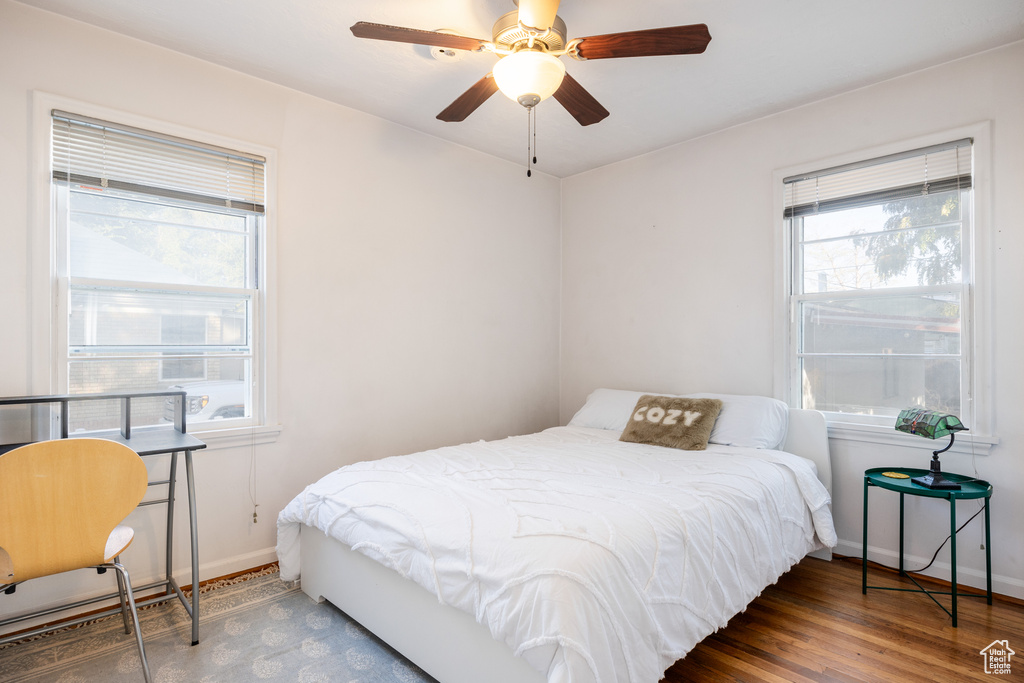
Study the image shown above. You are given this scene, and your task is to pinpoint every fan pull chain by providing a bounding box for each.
[526,106,538,178]
[533,105,538,166]
[526,106,533,178]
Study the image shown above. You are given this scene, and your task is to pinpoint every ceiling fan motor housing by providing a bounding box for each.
[493,10,566,51]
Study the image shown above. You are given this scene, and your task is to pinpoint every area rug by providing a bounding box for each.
[0,568,437,682]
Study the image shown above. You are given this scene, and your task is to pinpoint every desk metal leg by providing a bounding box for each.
[166,450,199,644]
[950,496,958,627]
[862,478,869,594]
[186,448,199,645]
[985,498,992,605]
[898,492,905,576]
[166,452,177,581]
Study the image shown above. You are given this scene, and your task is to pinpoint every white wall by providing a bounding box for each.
[561,41,1024,599]
[0,0,561,619]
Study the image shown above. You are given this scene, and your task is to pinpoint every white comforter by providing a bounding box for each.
[277,426,836,683]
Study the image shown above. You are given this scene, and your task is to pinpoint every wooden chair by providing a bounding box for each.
[0,438,153,682]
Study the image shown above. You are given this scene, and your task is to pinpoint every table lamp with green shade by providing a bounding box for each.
[894,408,968,490]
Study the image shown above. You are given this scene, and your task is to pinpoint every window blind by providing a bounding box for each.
[783,138,972,219]
[52,110,265,214]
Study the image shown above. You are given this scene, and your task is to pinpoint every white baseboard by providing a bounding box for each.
[151,546,280,587]
[188,547,280,583]
[834,538,1024,601]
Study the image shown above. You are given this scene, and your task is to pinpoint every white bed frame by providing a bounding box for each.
[298,409,832,683]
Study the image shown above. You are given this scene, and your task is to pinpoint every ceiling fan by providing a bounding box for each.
[350,0,712,127]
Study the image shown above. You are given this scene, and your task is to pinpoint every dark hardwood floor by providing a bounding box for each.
[663,556,1024,682]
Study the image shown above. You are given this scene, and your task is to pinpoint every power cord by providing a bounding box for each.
[902,504,985,573]
[849,503,986,574]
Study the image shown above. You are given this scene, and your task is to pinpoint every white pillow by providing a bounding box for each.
[684,392,789,450]
[568,388,789,450]
[568,388,648,432]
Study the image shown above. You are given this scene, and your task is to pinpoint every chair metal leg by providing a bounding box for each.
[112,557,132,635]
[112,562,153,683]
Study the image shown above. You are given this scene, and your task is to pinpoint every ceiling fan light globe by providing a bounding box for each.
[493,50,565,106]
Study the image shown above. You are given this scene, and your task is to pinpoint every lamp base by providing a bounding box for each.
[911,450,961,490]
[911,471,961,490]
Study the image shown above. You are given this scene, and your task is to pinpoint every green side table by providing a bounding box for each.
[862,467,992,627]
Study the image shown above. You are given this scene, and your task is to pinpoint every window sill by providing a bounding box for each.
[826,420,997,456]
[186,423,282,451]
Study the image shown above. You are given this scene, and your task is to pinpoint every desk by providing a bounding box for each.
[862,467,992,627]
[0,391,206,645]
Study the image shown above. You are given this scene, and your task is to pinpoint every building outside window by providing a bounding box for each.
[52,111,265,433]
[159,314,209,382]
[783,139,973,426]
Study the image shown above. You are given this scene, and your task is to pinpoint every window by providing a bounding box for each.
[783,139,972,425]
[52,110,265,433]
[159,314,208,382]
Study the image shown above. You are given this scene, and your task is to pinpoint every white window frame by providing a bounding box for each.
[773,123,996,453]
[29,92,280,444]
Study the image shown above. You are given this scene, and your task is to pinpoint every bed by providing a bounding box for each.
[277,389,836,683]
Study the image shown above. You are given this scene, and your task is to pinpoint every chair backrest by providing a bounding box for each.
[0,438,148,583]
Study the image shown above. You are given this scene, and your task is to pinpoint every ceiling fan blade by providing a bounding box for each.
[575,24,711,60]
[552,73,609,126]
[517,0,561,32]
[350,22,488,52]
[437,74,500,122]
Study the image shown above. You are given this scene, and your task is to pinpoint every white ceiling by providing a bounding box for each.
[15,0,1024,177]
